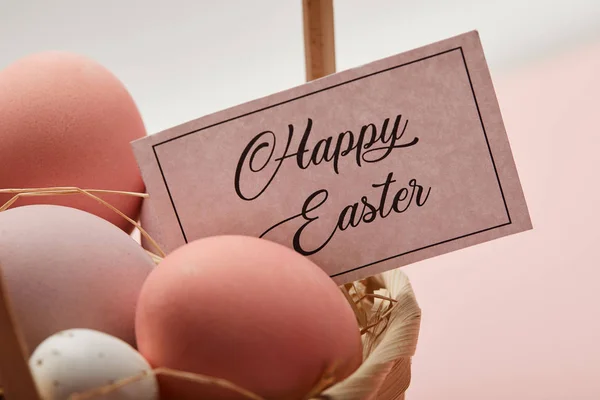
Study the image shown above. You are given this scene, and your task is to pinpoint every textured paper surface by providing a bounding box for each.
[132,31,531,284]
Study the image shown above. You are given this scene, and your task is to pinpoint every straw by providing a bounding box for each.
[0,187,165,258]
[68,368,265,400]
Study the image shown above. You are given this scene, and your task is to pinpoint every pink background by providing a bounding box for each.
[405,42,600,399]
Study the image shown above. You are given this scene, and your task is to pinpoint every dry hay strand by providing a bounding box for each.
[0,187,165,260]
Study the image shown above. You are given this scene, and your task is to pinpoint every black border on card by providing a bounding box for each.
[151,46,512,278]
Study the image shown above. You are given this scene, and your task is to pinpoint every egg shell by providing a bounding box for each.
[0,205,154,352]
[0,51,146,232]
[135,235,362,400]
[29,329,158,400]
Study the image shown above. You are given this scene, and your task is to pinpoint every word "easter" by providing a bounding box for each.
[234,114,418,201]
[260,171,431,256]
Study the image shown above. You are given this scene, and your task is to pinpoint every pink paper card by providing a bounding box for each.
[132,31,532,284]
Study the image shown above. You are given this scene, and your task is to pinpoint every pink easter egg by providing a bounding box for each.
[0,52,146,232]
[135,235,362,400]
[0,205,154,352]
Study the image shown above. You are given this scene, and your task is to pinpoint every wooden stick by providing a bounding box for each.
[0,266,41,400]
[302,0,336,81]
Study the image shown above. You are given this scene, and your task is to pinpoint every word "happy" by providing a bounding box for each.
[234,114,418,201]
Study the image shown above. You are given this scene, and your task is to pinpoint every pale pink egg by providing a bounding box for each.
[0,52,146,232]
[135,235,362,400]
[0,205,154,353]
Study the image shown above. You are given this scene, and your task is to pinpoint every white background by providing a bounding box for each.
[2,0,599,135]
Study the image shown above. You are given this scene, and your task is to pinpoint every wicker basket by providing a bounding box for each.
[0,188,421,400]
[319,269,421,400]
